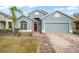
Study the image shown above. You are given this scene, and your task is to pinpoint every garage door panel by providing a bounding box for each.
[45,23,69,33]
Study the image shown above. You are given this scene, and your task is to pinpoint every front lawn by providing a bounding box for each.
[0,39,38,53]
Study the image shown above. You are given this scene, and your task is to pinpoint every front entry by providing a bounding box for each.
[34,20,38,32]
[34,18,42,32]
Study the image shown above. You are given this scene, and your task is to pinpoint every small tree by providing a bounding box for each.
[10,6,23,35]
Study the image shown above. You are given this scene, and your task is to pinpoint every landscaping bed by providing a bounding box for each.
[33,32,56,53]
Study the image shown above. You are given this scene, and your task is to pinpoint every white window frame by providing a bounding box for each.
[20,21,27,30]
[34,12,40,15]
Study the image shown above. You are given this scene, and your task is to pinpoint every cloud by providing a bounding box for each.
[0,6,10,10]
[0,6,25,10]
[54,8,65,11]
[27,6,36,8]
[67,6,78,10]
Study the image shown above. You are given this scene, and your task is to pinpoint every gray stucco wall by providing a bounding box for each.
[15,16,33,32]
[42,12,73,33]
[28,10,46,19]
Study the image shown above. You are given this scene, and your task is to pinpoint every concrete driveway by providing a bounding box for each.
[47,34,79,53]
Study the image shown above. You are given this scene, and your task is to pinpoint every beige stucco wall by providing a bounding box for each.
[5,18,12,22]
[0,13,12,29]
[0,22,5,29]
[0,14,12,22]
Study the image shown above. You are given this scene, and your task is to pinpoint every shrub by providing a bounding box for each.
[15,32,21,36]
[0,29,12,34]
[73,31,79,35]
[15,28,20,33]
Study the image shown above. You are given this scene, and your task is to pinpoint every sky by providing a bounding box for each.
[0,6,79,17]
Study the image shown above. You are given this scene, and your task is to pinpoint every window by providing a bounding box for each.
[75,22,79,30]
[8,22,12,29]
[34,12,39,15]
[20,21,27,30]
[54,13,60,17]
[1,21,6,29]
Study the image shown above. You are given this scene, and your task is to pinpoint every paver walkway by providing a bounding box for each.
[33,32,55,53]
[47,34,79,53]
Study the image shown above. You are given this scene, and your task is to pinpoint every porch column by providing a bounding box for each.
[69,22,73,33]
[5,21,8,29]
[42,22,45,33]
[73,22,76,32]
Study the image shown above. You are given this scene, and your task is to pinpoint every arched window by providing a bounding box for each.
[54,13,60,17]
[20,21,27,30]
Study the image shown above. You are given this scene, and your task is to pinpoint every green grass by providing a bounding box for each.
[0,39,38,53]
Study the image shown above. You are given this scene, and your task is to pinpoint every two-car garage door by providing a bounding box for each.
[45,23,69,34]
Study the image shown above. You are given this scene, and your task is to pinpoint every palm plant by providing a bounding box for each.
[10,6,23,35]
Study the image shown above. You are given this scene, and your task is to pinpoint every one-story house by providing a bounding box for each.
[15,10,73,34]
[0,10,73,34]
[0,12,12,30]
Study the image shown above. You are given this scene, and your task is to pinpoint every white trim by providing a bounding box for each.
[19,30,32,32]
[5,21,8,29]
[69,22,73,33]
[19,19,28,29]
[19,20,27,30]
[34,12,40,15]
[42,22,45,33]
[42,30,45,33]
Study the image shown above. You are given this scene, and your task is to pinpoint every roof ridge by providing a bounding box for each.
[40,10,48,14]
[28,10,47,15]
[0,12,12,19]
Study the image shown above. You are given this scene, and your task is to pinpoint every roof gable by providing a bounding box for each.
[17,15,33,21]
[41,11,73,20]
[73,14,79,21]
[28,10,48,16]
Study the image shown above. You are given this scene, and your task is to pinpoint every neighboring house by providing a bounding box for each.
[73,13,79,32]
[0,12,12,30]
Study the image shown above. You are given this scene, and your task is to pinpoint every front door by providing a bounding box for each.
[34,20,38,32]
[34,18,42,32]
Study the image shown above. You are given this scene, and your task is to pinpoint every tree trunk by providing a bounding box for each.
[12,23,15,35]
